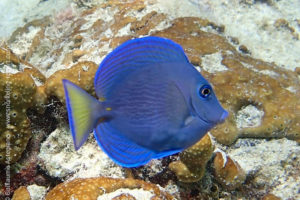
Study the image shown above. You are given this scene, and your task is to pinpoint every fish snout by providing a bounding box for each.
[219,110,228,123]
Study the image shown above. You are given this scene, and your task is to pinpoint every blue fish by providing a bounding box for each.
[62,36,228,167]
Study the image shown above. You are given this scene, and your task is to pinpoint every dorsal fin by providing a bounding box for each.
[94,36,189,98]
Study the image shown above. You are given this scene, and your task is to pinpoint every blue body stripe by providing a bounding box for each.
[94,36,189,98]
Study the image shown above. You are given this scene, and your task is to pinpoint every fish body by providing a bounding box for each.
[63,36,228,167]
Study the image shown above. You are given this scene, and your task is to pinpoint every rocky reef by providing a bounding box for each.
[44,177,174,200]
[169,134,214,183]
[1,0,299,199]
[0,47,46,165]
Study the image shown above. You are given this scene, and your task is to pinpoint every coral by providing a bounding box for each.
[207,54,300,144]
[11,186,30,200]
[154,17,234,66]
[168,134,214,182]
[7,17,51,61]
[44,177,174,200]
[0,47,46,165]
[0,73,36,164]
[0,53,98,164]
[0,48,51,197]
[111,193,136,200]
[5,131,51,196]
[73,35,84,49]
[43,61,98,103]
[295,67,300,75]
[0,47,20,65]
[130,11,166,36]
[102,0,146,15]
[274,18,299,40]
[0,117,56,198]
[0,47,46,83]
[213,152,246,190]
[262,194,281,200]
[12,184,47,200]
[98,188,158,200]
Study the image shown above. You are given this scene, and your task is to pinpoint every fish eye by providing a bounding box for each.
[199,85,212,98]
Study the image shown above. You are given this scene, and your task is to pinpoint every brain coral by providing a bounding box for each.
[45,177,174,200]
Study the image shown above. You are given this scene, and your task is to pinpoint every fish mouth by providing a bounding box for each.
[189,98,228,125]
[189,98,211,124]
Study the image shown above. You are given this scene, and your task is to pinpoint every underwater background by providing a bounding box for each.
[0,0,299,199]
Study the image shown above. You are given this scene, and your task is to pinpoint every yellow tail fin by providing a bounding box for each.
[63,79,102,150]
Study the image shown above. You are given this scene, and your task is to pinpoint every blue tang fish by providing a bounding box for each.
[62,36,228,167]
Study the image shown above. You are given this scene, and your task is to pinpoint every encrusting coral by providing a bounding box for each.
[11,184,47,200]
[43,61,98,103]
[207,54,300,144]
[168,134,214,182]
[213,152,246,190]
[44,177,174,200]
[0,71,34,160]
[0,47,46,165]
[262,193,282,200]
[11,186,30,200]
[0,47,20,65]
[0,52,97,165]
[109,193,136,200]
